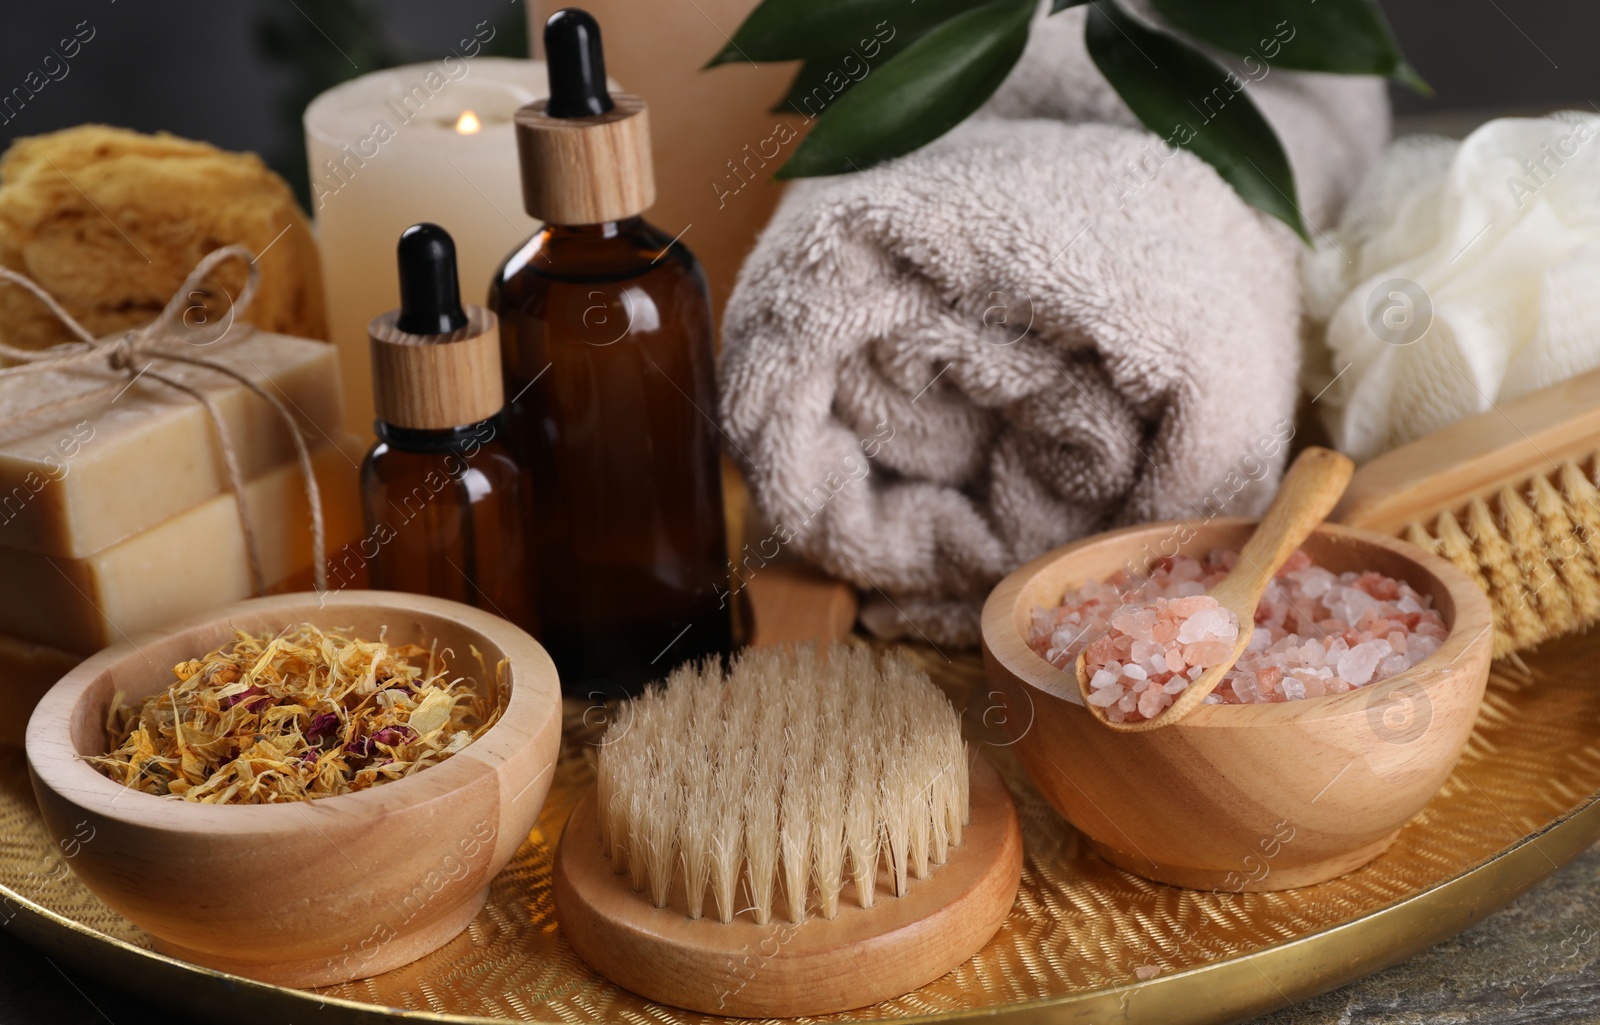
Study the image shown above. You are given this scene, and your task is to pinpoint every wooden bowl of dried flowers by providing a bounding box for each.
[981,519,1493,892]
[25,590,561,987]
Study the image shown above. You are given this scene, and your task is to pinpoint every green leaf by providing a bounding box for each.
[707,0,980,67]
[764,0,1085,122]
[1148,0,1427,91]
[769,25,934,118]
[776,0,1034,179]
[1085,2,1308,240]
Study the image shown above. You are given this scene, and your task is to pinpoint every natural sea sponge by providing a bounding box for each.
[0,125,326,356]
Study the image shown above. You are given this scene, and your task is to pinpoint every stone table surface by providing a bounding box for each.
[3,842,1598,1025]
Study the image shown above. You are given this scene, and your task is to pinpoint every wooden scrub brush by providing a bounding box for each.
[553,644,1023,1017]
[1335,367,1600,659]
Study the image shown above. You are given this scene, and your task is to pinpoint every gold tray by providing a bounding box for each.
[4,634,1600,1025]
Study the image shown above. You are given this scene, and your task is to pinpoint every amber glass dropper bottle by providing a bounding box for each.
[362,223,536,633]
[494,8,730,699]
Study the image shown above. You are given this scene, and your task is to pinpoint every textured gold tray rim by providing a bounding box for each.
[4,780,1598,1024]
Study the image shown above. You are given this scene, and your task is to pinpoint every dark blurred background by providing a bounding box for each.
[0,0,1594,212]
[0,0,531,208]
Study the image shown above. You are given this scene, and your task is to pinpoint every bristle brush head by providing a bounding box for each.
[1400,455,1600,658]
[593,643,970,925]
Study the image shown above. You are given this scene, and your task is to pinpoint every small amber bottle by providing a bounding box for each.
[362,223,536,633]
[494,8,730,698]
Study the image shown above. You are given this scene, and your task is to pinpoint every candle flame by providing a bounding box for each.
[455,110,482,135]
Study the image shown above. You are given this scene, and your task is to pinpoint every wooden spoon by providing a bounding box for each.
[1075,446,1356,732]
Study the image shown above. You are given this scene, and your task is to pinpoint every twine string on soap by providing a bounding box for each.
[0,245,327,593]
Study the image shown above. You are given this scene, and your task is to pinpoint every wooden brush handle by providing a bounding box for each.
[1212,447,1356,610]
[747,563,859,646]
[1335,366,1600,533]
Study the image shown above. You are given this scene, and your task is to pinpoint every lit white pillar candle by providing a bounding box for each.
[305,57,546,439]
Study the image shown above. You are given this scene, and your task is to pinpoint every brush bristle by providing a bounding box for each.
[1401,455,1600,658]
[594,644,970,925]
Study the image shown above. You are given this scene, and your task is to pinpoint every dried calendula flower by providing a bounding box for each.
[87,624,505,804]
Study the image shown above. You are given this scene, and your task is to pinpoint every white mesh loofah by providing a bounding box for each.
[1304,112,1600,460]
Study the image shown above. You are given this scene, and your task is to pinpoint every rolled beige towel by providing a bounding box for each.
[719,10,1388,646]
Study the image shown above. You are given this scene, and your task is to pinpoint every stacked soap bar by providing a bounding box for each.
[0,635,79,746]
[0,331,362,741]
[0,440,364,650]
[0,330,342,556]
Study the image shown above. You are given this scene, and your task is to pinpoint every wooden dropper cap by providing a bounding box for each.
[368,224,503,431]
[514,8,654,224]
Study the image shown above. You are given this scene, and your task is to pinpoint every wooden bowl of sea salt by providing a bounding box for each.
[981,518,1493,891]
[25,590,561,986]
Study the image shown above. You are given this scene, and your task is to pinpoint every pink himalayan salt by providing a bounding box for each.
[1082,596,1240,721]
[1028,548,1450,723]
